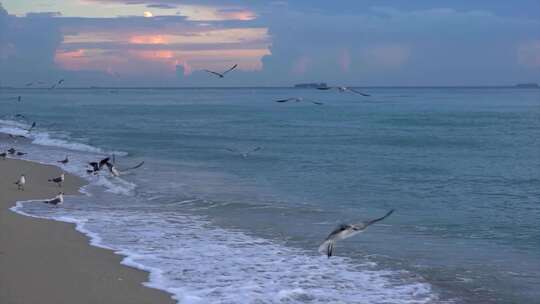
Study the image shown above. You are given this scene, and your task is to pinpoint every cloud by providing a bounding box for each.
[360,45,411,69]
[2,2,540,86]
[517,41,540,68]
[147,3,178,9]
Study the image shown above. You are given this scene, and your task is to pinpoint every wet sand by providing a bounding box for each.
[0,157,175,304]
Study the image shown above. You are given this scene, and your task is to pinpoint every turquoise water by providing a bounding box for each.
[1,87,539,303]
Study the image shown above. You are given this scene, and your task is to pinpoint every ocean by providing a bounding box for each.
[1,87,539,303]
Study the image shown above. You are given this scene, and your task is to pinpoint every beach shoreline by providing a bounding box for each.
[0,157,175,304]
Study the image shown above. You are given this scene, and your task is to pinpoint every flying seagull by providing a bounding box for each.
[105,160,145,177]
[14,174,26,191]
[226,147,262,159]
[88,156,111,174]
[48,173,65,187]
[58,156,69,164]
[204,64,238,78]
[317,86,371,97]
[318,209,394,258]
[43,192,64,205]
[275,97,323,105]
[50,79,65,89]
[27,122,36,133]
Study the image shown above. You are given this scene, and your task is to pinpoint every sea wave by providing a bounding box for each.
[11,199,441,304]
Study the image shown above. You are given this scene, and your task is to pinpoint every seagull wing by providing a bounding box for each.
[121,161,145,171]
[310,101,324,105]
[98,157,110,169]
[364,209,394,227]
[222,64,238,75]
[348,88,371,97]
[316,87,332,90]
[27,122,36,132]
[204,70,224,78]
[275,98,295,103]
[252,147,262,152]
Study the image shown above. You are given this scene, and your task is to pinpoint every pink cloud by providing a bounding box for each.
[517,41,540,68]
[291,56,311,75]
[338,48,351,72]
[360,45,411,68]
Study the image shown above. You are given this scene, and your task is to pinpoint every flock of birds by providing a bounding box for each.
[204,64,371,106]
[1,70,391,258]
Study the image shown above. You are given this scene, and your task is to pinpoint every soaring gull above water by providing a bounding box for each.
[275,97,324,105]
[317,86,371,97]
[204,64,238,78]
[105,160,145,177]
[319,209,394,258]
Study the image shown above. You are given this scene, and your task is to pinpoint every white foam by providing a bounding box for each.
[0,119,127,155]
[11,200,441,304]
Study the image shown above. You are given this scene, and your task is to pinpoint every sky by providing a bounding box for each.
[0,0,539,87]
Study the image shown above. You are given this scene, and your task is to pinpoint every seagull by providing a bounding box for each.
[27,122,36,133]
[0,152,6,159]
[204,64,238,78]
[58,156,69,164]
[48,173,65,187]
[105,160,145,177]
[316,86,371,97]
[88,156,111,174]
[226,147,262,159]
[275,97,323,105]
[43,192,64,206]
[318,209,394,258]
[14,174,26,191]
[50,79,65,89]
[105,162,120,177]
[7,148,16,155]
[15,151,27,156]
[15,114,26,119]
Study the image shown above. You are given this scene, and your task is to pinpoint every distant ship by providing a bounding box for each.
[294,82,328,89]
[515,83,539,88]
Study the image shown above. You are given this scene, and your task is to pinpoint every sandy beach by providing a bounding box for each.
[0,157,175,304]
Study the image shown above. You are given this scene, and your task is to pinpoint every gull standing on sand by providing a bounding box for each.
[43,192,64,205]
[48,173,65,187]
[14,174,26,191]
[316,86,371,97]
[318,209,394,258]
[274,97,324,105]
[204,64,238,78]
